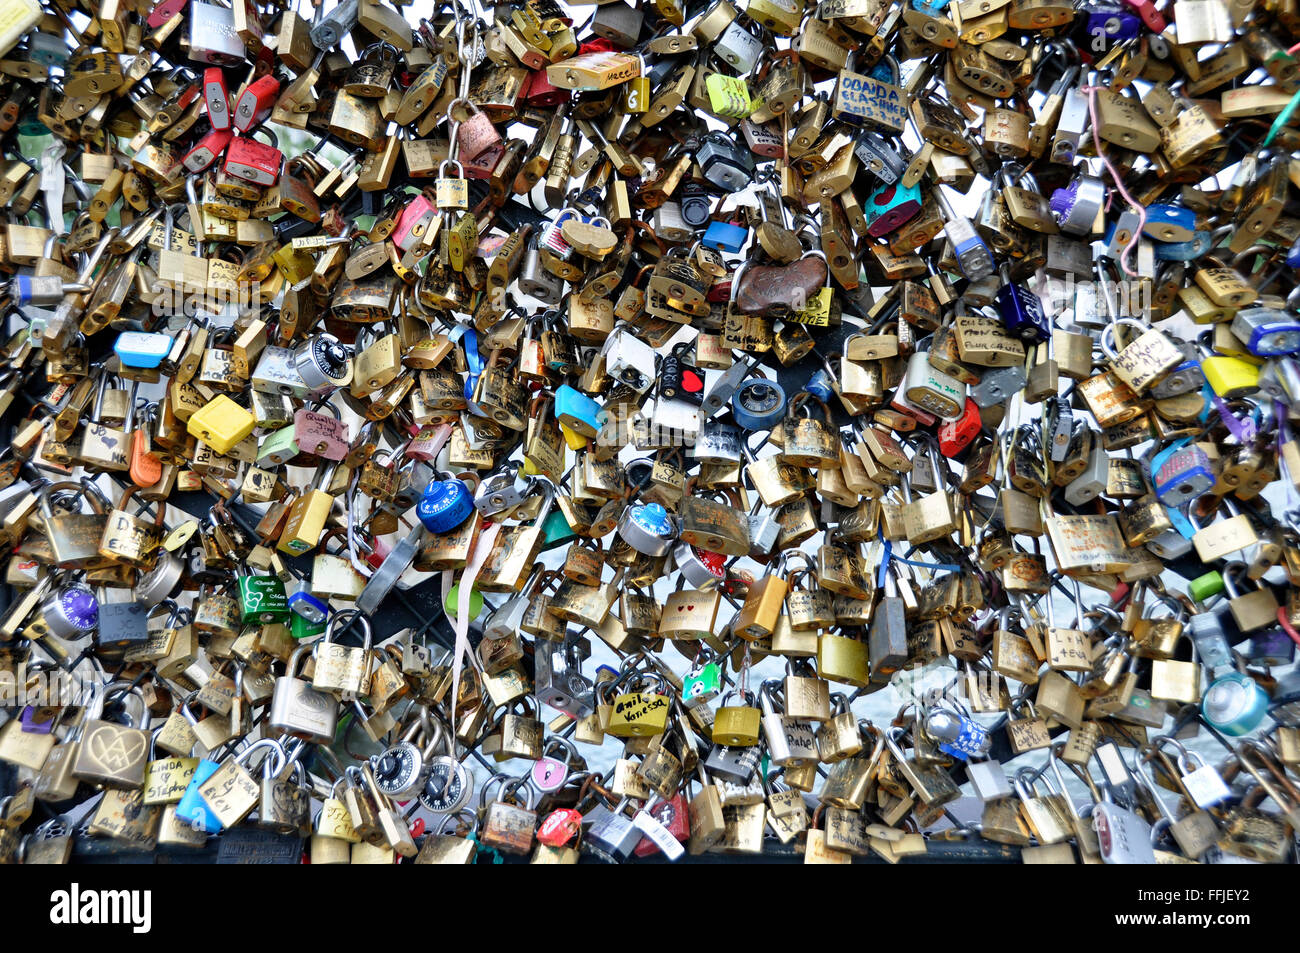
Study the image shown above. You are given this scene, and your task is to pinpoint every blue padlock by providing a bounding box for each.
[418,476,475,533]
[1231,307,1300,356]
[113,331,173,368]
[701,220,748,253]
[1142,204,1197,243]
[173,757,226,834]
[287,579,329,624]
[994,265,1049,342]
[554,384,603,438]
[1153,230,1212,261]
[806,367,836,405]
[731,378,787,430]
[924,707,991,761]
[1150,441,1215,505]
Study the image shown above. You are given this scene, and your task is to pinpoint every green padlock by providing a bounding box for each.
[290,612,326,640]
[445,583,484,619]
[1188,570,1224,603]
[237,571,290,624]
[682,660,722,707]
[706,73,752,119]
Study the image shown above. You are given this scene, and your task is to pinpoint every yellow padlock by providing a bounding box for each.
[712,690,762,746]
[559,422,589,451]
[187,394,256,455]
[606,673,671,737]
[1201,356,1260,399]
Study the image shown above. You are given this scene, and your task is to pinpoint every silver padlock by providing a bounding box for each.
[474,468,530,516]
[602,325,657,395]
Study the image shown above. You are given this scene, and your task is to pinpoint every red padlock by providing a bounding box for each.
[632,793,691,857]
[523,69,569,107]
[223,133,282,185]
[233,72,280,132]
[203,66,230,130]
[182,126,232,173]
[537,808,583,847]
[937,397,982,457]
[148,0,189,29]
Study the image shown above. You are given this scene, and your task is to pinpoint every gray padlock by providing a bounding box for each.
[970,364,1027,407]
[474,468,530,516]
[697,131,755,192]
[1064,441,1109,505]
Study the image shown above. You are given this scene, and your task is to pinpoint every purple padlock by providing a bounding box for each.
[20,707,56,734]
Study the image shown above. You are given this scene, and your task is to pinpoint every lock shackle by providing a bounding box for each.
[100,680,147,729]
[433,808,478,837]
[323,607,373,649]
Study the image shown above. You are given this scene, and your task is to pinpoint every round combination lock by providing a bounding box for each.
[417,478,474,533]
[372,741,427,799]
[418,757,472,814]
[731,378,787,431]
[293,333,353,393]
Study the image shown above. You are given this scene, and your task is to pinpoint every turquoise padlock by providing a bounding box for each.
[554,384,603,438]
[864,180,922,237]
[1201,670,1269,736]
[542,509,577,551]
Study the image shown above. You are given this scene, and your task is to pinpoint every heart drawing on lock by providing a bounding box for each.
[681,370,704,394]
[86,727,147,773]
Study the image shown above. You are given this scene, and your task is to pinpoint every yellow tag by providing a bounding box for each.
[788,286,832,326]
[706,73,752,118]
[163,520,199,551]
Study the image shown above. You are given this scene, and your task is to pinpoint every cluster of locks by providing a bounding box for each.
[3,0,1300,868]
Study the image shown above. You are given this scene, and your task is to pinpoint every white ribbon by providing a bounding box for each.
[40,142,68,231]
[448,521,500,730]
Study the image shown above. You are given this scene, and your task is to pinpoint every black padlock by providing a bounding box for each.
[659,343,705,405]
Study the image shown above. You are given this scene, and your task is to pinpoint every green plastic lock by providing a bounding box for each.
[445,583,484,619]
[237,574,290,624]
[541,510,577,550]
[1188,570,1224,603]
[290,612,326,640]
[706,73,752,119]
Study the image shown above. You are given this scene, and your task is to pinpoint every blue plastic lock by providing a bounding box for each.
[1142,204,1197,242]
[173,758,225,833]
[113,331,173,368]
[701,220,748,253]
[554,384,603,438]
[417,478,474,533]
[287,579,329,624]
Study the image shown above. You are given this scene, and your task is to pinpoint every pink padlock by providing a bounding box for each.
[407,423,453,462]
[393,193,436,252]
[455,102,502,162]
[293,406,350,461]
